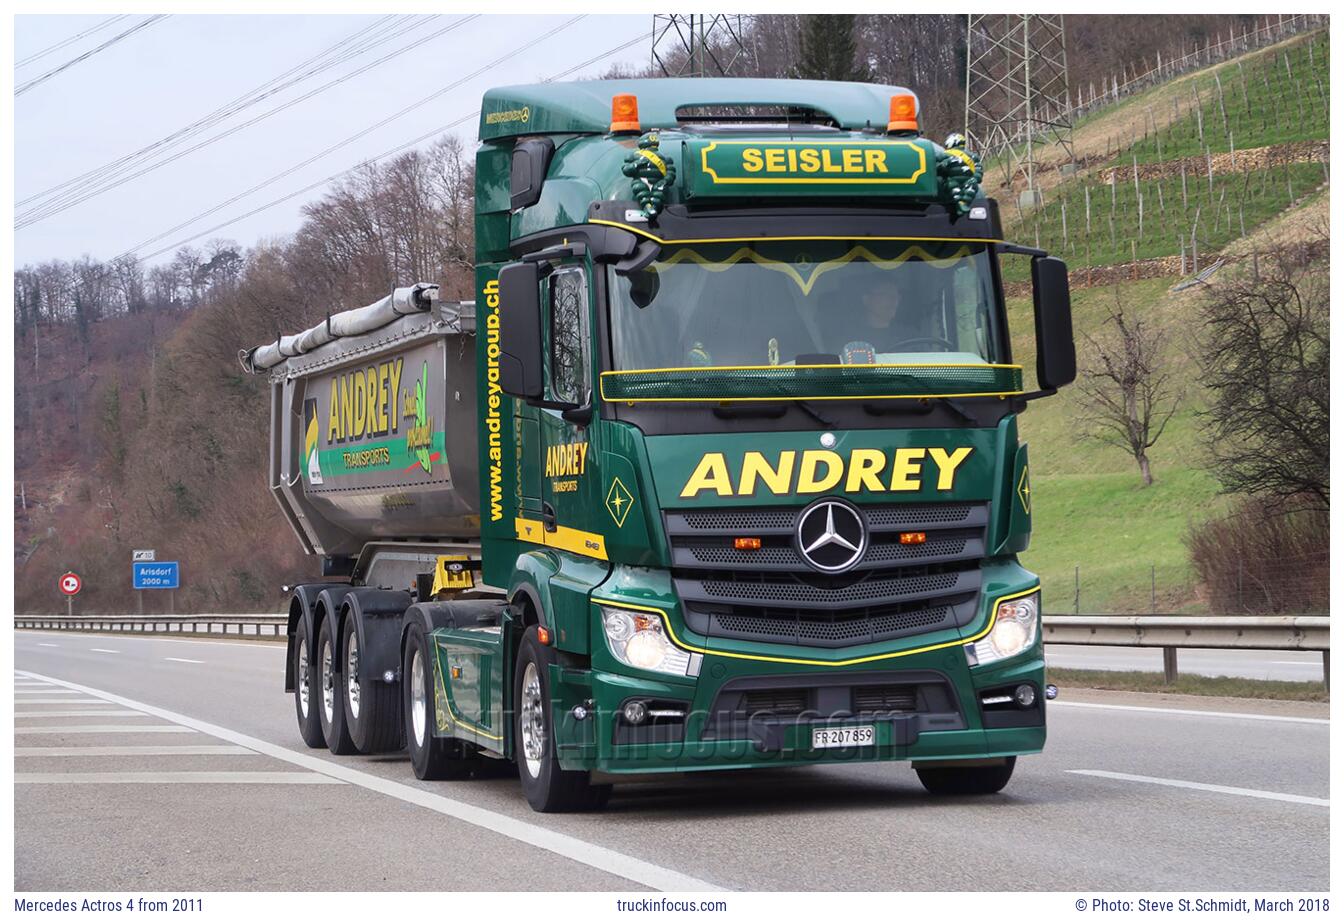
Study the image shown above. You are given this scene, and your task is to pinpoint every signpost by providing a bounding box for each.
[133,559,180,615]
[59,572,81,616]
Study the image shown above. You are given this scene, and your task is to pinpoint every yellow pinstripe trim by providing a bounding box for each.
[698,139,927,185]
[593,585,1041,668]
[586,217,1002,247]
[432,642,504,741]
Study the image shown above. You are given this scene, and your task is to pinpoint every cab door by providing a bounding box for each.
[536,260,602,555]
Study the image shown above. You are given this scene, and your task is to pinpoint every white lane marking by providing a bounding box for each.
[16,771,343,785]
[15,711,150,718]
[19,631,284,651]
[18,669,724,892]
[89,648,120,654]
[37,643,59,647]
[1069,770,1329,808]
[16,746,258,757]
[16,725,195,734]
[164,657,205,664]
[15,690,86,695]
[1052,700,1328,725]
[15,700,117,706]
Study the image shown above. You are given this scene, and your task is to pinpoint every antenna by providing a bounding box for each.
[964,14,1075,207]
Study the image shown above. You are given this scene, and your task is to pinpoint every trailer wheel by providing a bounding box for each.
[514,626,611,813]
[317,615,355,755]
[916,757,1016,795]
[292,619,323,749]
[342,614,403,754]
[403,621,475,780]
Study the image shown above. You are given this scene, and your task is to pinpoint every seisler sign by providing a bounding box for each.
[686,138,935,198]
[680,447,974,498]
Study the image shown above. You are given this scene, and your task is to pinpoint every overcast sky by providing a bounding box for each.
[13,14,650,267]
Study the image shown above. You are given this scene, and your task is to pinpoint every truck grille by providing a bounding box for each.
[667,502,988,648]
[739,688,809,717]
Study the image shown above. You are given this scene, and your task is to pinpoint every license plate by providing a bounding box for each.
[812,725,875,749]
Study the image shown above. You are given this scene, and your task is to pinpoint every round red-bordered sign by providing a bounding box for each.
[59,572,82,596]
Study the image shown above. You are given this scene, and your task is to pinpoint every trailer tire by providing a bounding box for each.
[291,618,324,749]
[317,614,356,755]
[342,613,403,754]
[403,621,476,780]
[916,757,1016,795]
[514,627,611,813]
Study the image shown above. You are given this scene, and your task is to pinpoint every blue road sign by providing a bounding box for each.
[133,561,179,590]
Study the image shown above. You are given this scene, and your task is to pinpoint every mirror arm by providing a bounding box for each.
[996,241,1048,258]
[1019,387,1058,402]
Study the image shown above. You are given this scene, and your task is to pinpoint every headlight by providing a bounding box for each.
[599,606,699,677]
[971,591,1039,665]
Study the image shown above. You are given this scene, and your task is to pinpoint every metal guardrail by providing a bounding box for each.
[15,613,1330,686]
[14,613,288,638]
[1043,615,1330,687]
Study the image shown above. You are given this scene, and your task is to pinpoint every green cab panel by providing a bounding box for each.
[431,625,507,756]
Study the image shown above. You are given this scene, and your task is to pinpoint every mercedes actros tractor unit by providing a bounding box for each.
[245,78,1076,812]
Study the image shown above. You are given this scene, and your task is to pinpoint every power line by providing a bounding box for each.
[15,15,128,68]
[16,15,477,228]
[121,29,647,266]
[120,16,590,257]
[15,15,170,97]
[17,14,410,208]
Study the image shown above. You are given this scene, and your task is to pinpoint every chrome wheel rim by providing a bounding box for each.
[320,635,335,725]
[520,661,545,779]
[297,636,310,719]
[410,647,427,746]
[346,632,361,721]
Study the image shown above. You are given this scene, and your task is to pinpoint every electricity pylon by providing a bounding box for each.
[964,14,1074,198]
[652,15,755,77]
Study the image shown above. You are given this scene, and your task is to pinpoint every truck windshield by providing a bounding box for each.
[608,240,1004,371]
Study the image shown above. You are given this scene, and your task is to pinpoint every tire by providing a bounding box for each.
[317,614,356,755]
[916,757,1017,795]
[291,619,324,749]
[341,613,403,754]
[403,622,476,780]
[514,626,611,813]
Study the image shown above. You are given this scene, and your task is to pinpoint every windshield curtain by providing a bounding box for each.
[608,240,1004,372]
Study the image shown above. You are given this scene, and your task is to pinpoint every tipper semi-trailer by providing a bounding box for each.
[245,78,1077,812]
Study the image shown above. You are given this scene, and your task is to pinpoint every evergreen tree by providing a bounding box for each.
[792,15,872,82]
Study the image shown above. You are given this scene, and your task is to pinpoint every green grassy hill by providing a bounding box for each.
[991,29,1329,613]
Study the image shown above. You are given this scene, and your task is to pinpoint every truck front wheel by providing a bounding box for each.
[402,621,475,780]
[514,627,610,813]
[916,757,1016,795]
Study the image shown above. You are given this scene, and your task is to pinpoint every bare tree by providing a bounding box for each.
[1075,288,1182,485]
[1198,239,1328,506]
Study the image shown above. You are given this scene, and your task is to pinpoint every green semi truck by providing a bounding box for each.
[245,78,1076,812]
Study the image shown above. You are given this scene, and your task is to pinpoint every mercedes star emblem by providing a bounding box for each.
[795,498,868,573]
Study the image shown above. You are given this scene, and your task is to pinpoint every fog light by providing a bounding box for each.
[1014,684,1037,708]
[622,700,648,725]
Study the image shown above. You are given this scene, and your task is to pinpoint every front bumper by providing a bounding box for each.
[551,627,1046,775]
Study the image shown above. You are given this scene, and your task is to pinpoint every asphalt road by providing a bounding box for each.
[14,630,1330,891]
[1046,645,1327,682]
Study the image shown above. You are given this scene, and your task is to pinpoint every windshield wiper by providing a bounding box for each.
[753,376,837,428]
[863,396,977,425]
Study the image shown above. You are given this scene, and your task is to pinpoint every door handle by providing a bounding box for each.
[541,501,558,533]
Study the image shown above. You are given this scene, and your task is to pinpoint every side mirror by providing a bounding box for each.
[498,262,543,400]
[1031,256,1076,390]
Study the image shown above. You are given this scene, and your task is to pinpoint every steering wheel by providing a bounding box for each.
[886,336,959,353]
